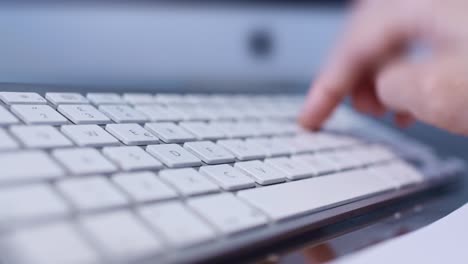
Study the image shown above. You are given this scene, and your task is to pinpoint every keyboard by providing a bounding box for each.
[0,91,461,264]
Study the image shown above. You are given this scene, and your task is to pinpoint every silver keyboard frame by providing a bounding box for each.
[0,83,463,264]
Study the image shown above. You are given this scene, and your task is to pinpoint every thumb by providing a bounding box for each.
[376,56,468,135]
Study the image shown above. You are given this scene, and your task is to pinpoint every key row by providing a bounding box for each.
[0,142,396,184]
[0,122,359,154]
[0,93,300,125]
[1,161,423,264]
[0,91,302,107]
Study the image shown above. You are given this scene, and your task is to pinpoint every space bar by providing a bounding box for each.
[237,169,394,220]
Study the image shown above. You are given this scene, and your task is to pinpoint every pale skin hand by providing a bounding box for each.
[300,0,468,135]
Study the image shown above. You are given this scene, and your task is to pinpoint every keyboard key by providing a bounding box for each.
[173,105,212,121]
[139,202,216,247]
[187,193,268,234]
[105,123,159,146]
[11,105,68,125]
[374,162,425,188]
[61,124,119,147]
[217,139,266,160]
[179,122,225,140]
[135,105,184,122]
[159,168,219,196]
[247,137,291,157]
[52,148,117,175]
[123,93,155,104]
[87,93,124,105]
[10,125,73,149]
[4,223,97,264]
[112,172,177,202]
[102,146,163,171]
[80,211,162,260]
[99,105,148,123]
[0,151,64,184]
[45,93,89,105]
[0,128,19,150]
[292,154,337,175]
[0,92,47,105]
[0,105,19,125]
[0,184,69,224]
[237,169,393,220]
[235,160,286,185]
[57,177,128,211]
[146,144,202,168]
[199,165,255,191]
[58,104,111,124]
[211,122,255,138]
[144,122,195,143]
[184,141,235,165]
[265,157,316,180]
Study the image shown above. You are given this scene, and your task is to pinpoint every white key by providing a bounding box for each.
[52,148,117,175]
[139,202,216,247]
[235,160,286,185]
[87,93,124,105]
[173,105,212,121]
[134,105,184,122]
[99,105,147,123]
[0,92,47,105]
[5,223,97,264]
[0,184,69,224]
[199,165,255,191]
[102,146,163,171]
[10,125,73,148]
[81,211,162,259]
[374,162,425,188]
[238,169,394,220]
[112,172,177,202]
[58,104,111,124]
[0,128,19,150]
[218,139,266,160]
[144,122,195,143]
[247,137,291,157]
[105,123,159,145]
[57,177,128,211]
[211,122,255,138]
[11,105,68,125]
[61,124,119,147]
[122,93,155,104]
[179,122,225,140]
[146,144,202,168]
[292,154,337,175]
[45,93,89,105]
[159,168,219,196]
[320,151,355,171]
[265,157,316,180]
[0,151,64,183]
[0,105,19,125]
[184,141,235,164]
[187,193,268,234]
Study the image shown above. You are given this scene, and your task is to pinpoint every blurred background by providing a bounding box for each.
[0,0,467,161]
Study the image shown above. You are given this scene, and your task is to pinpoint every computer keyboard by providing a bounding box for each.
[0,91,461,264]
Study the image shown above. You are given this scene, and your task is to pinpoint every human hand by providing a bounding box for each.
[300,0,468,135]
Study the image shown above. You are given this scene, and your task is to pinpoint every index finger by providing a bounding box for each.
[299,1,415,129]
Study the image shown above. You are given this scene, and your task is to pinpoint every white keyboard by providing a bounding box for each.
[0,91,450,264]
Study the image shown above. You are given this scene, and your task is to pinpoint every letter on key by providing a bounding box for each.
[159,168,219,196]
[146,144,201,168]
[184,141,235,164]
